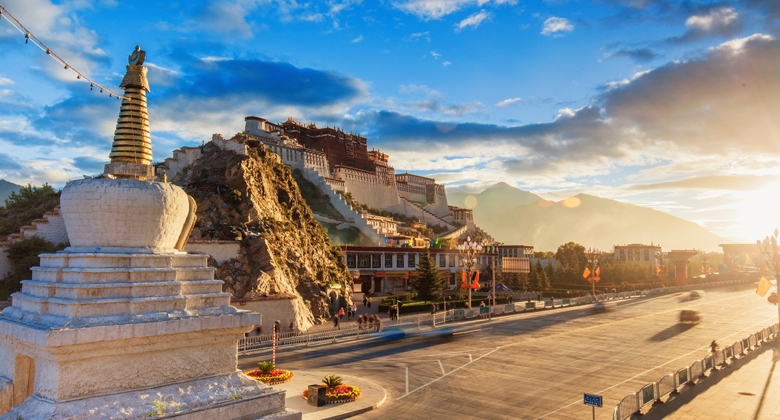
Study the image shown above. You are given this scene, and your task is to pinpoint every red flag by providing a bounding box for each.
[656,266,661,275]
[474,271,480,284]
[456,237,459,245]
[596,267,600,276]
[390,238,393,246]
[583,267,591,278]
[707,267,711,274]
[462,270,467,283]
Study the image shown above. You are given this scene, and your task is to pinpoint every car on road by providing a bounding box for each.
[592,302,617,312]
[680,309,701,323]
[680,290,705,302]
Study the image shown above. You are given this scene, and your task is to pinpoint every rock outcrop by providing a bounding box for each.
[172,135,352,325]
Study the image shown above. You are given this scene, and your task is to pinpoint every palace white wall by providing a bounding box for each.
[184,241,241,264]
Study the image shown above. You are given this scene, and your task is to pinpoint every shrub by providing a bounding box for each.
[323,375,343,389]
[257,361,275,374]
[2,184,55,210]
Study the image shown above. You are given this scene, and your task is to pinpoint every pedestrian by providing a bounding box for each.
[537,293,541,301]
[363,296,367,306]
[431,303,437,315]
[367,296,372,308]
[363,314,369,324]
[333,316,340,329]
[480,301,486,319]
[289,320,295,333]
[357,315,364,328]
[351,303,357,319]
[390,305,397,321]
[373,314,381,330]
[338,307,345,321]
[710,340,719,353]
[347,306,352,320]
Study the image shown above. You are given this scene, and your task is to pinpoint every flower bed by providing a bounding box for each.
[303,384,361,404]
[246,369,294,385]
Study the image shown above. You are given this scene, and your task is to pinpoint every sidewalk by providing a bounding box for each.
[640,339,780,420]
[269,371,387,420]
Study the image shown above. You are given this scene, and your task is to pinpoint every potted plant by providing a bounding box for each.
[302,375,361,404]
[245,361,294,385]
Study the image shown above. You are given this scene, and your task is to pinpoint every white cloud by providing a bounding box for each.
[455,9,490,32]
[0,76,15,86]
[712,34,774,55]
[686,8,738,33]
[407,31,431,42]
[431,51,441,59]
[351,34,364,43]
[541,17,573,37]
[442,61,451,67]
[392,0,516,20]
[399,84,440,95]
[496,98,522,107]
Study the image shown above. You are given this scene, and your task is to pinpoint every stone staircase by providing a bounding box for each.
[1,205,67,247]
[4,252,234,328]
[399,196,455,230]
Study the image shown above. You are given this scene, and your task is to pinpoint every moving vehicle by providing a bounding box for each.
[680,309,701,323]
[592,302,617,312]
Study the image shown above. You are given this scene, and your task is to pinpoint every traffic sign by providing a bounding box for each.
[584,393,602,408]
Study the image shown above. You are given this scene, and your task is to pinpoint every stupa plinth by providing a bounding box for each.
[0,47,300,420]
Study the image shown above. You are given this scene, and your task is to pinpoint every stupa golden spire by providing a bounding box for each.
[103,46,155,180]
[109,45,151,164]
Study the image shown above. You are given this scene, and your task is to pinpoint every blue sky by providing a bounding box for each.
[1,0,780,243]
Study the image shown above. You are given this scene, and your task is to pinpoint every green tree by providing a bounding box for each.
[544,259,555,283]
[528,260,541,290]
[555,242,586,281]
[411,249,443,302]
[536,260,550,291]
[2,183,55,210]
[553,262,565,284]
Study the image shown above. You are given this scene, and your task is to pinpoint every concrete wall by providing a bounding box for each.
[184,241,241,264]
[335,166,400,210]
[28,213,68,247]
[233,296,313,333]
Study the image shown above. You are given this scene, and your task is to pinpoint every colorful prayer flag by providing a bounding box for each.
[756,275,772,297]
[462,270,467,283]
[596,267,600,276]
[582,267,591,278]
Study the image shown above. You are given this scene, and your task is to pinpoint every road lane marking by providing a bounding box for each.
[531,316,778,420]
[438,360,446,376]
[397,347,500,400]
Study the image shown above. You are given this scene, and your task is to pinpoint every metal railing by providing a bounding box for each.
[613,323,779,419]
[237,277,758,356]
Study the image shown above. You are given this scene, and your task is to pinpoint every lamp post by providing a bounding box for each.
[458,236,482,309]
[584,247,602,297]
[655,251,668,286]
[756,229,780,326]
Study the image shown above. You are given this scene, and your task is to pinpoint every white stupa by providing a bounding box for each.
[0,46,300,420]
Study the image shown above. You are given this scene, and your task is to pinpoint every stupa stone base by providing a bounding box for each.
[0,372,301,420]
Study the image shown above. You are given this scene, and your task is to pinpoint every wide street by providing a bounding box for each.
[239,282,779,420]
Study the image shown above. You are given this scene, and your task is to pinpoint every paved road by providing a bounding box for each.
[239,282,778,419]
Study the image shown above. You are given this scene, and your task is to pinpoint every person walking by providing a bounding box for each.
[333,315,340,330]
[363,296,368,307]
[338,307,345,321]
[710,340,719,353]
[367,296,372,308]
[357,315,364,329]
[430,303,437,315]
[479,301,486,319]
[351,303,357,319]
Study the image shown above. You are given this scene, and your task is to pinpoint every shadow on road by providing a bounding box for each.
[634,337,777,420]
[648,323,696,342]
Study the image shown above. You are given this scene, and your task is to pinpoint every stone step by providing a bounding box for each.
[31,266,216,283]
[20,279,224,300]
[12,291,232,318]
[39,253,210,269]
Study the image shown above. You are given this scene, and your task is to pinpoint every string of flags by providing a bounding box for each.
[0,4,128,100]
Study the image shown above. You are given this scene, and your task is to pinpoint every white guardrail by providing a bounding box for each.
[237,278,755,355]
[612,322,780,419]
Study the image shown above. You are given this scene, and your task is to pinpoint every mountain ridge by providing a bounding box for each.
[449,183,730,252]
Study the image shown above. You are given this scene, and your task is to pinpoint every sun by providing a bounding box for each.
[735,180,780,243]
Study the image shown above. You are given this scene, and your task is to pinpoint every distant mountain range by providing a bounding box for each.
[448,182,730,252]
[0,179,21,206]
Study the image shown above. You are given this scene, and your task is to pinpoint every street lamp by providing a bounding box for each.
[458,236,482,309]
[756,229,780,326]
[584,247,602,297]
[655,251,668,286]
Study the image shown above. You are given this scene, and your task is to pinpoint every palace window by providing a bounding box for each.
[439,254,446,267]
[385,253,393,268]
[409,253,416,267]
[372,254,381,268]
[346,255,356,268]
[398,254,405,268]
[358,255,371,268]
[448,255,454,267]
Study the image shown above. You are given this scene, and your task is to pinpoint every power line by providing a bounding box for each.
[0,4,129,100]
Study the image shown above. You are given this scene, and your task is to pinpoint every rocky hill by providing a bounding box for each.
[171,137,352,325]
